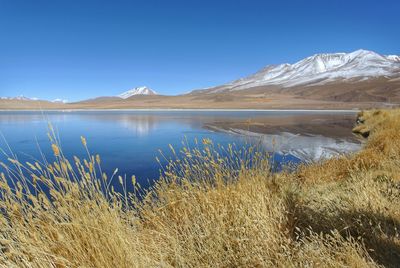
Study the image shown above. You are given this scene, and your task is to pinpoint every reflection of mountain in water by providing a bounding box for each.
[116,115,157,136]
[67,113,161,136]
[73,112,212,136]
[214,128,361,162]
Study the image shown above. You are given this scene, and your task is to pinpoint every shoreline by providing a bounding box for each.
[0,108,360,113]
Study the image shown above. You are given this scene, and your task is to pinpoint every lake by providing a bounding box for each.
[0,110,361,190]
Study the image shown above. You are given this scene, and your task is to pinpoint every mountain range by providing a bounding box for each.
[1,96,68,103]
[186,49,400,105]
[1,49,400,109]
[193,49,400,93]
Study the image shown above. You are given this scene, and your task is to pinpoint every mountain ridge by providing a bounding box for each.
[193,49,400,94]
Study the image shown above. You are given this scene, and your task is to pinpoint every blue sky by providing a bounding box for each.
[0,0,399,101]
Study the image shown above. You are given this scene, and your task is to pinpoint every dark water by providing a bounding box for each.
[0,110,358,189]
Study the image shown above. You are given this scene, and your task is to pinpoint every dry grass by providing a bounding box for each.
[1,109,400,267]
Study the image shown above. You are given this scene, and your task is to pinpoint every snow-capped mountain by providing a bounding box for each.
[1,95,39,101]
[1,96,68,103]
[118,86,157,99]
[197,49,400,93]
[52,99,68,103]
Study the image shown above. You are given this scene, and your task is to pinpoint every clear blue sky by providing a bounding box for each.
[1,0,399,101]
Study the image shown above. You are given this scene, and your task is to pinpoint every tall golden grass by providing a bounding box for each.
[0,109,399,267]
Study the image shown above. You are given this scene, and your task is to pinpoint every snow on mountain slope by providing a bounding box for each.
[387,55,400,62]
[52,99,69,103]
[1,95,39,101]
[118,86,157,99]
[1,96,69,103]
[199,50,400,93]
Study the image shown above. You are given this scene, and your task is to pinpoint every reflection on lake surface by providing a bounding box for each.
[0,110,361,188]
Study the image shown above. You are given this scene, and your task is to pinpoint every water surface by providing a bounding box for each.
[0,110,360,189]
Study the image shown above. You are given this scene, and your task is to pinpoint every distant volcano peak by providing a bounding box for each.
[118,86,158,99]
